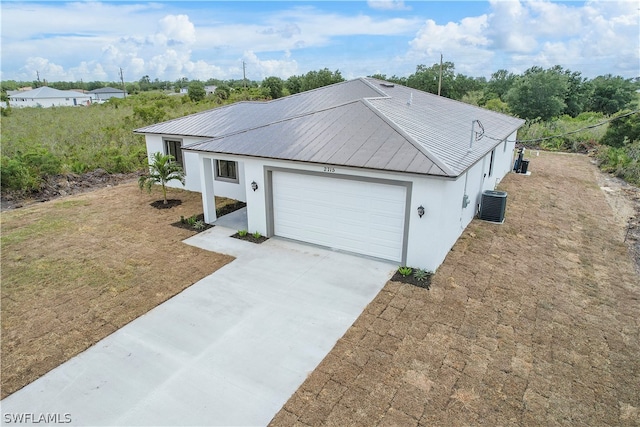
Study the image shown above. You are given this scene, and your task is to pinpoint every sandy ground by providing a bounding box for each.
[270,152,640,426]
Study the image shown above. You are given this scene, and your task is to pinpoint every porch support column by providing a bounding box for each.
[200,156,216,224]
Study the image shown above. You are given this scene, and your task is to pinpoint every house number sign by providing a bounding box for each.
[323,166,336,173]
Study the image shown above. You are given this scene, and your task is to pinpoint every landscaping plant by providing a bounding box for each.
[398,266,413,277]
[138,152,185,205]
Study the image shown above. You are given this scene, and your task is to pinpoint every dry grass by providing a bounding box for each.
[271,152,640,426]
[1,182,235,398]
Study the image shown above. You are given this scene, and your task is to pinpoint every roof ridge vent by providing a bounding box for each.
[379,82,395,88]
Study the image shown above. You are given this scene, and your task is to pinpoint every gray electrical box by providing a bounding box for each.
[479,190,507,223]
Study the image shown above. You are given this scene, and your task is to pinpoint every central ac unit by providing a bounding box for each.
[479,190,507,223]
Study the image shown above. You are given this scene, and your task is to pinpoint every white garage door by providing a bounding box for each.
[272,171,407,262]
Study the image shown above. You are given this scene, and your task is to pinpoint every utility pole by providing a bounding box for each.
[36,71,41,87]
[120,67,126,98]
[437,53,443,96]
[242,61,247,89]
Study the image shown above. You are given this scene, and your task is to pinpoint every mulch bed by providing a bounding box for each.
[390,269,432,289]
[231,232,269,244]
[170,201,248,233]
[150,199,182,209]
[217,200,246,216]
[171,213,214,232]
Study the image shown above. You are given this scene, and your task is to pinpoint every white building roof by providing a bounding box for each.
[89,87,125,94]
[8,86,90,99]
[136,78,525,177]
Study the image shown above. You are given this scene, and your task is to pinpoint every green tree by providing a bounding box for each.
[588,75,636,115]
[484,69,516,101]
[188,81,206,102]
[262,76,284,99]
[600,111,640,148]
[405,62,481,100]
[300,68,344,92]
[214,85,231,100]
[139,75,151,91]
[407,62,455,96]
[561,68,591,117]
[138,152,185,205]
[483,98,510,114]
[285,75,303,94]
[505,66,569,121]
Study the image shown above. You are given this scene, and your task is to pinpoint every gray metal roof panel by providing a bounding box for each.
[135,79,384,138]
[363,78,525,175]
[184,101,446,175]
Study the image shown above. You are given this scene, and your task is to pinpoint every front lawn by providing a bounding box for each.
[0,182,235,398]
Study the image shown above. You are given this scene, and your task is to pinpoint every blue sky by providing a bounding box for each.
[1,1,638,83]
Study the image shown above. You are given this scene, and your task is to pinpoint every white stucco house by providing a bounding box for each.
[136,78,524,271]
[8,86,92,108]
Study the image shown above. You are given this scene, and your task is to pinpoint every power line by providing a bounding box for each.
[483,110,639,144]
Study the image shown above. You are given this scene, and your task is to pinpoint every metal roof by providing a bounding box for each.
[136,77,525,177]
[135,79,384,138]
[89,87,125,94]
[186,100,447,176]
[8,86,90,99]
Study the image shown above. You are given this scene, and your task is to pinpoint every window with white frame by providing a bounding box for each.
[215,160,238,183]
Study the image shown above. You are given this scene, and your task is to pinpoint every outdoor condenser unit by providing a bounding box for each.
[479,190,507,223]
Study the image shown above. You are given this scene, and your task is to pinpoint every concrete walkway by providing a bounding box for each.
[1,226,395,426]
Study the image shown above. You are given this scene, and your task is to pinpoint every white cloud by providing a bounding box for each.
[0,1,637,82]
[406,0,639,78]
[158,14,197,45]
[242,51,299,80]
[367,1,411,11]
[406,15,493,75]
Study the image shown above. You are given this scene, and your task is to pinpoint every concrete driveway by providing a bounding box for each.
[1,225,395,426]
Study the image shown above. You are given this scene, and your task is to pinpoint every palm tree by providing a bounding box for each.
[138,152,185,204]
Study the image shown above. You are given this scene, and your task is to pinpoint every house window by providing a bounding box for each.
[164,139,183,168]
[488,149,495,177]
[215,160,238,183]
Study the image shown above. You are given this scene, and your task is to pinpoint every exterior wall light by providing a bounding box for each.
[417,205,425,218]
[251,181,258,192]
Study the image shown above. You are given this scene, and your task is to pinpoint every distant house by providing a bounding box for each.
[8,87,92,108]
[136,78,524,271]
[205,85,217,95]
[89,87,127,101]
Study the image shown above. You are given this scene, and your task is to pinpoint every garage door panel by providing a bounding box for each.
[272,171,406,262]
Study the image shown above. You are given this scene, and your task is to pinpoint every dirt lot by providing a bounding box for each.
[0,183,234,398]
[271,152,640,426]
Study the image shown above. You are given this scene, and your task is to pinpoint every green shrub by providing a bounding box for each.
[413,269,430,282]
[597,142,640,186]
[70,160,90,174]
[398,266,412,277]
[0,156,37,191]
[252,231,262,239]
[238,229,248,237]
[20,146,62,177]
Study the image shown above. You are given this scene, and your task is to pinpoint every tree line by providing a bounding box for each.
[4,64,637,122]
